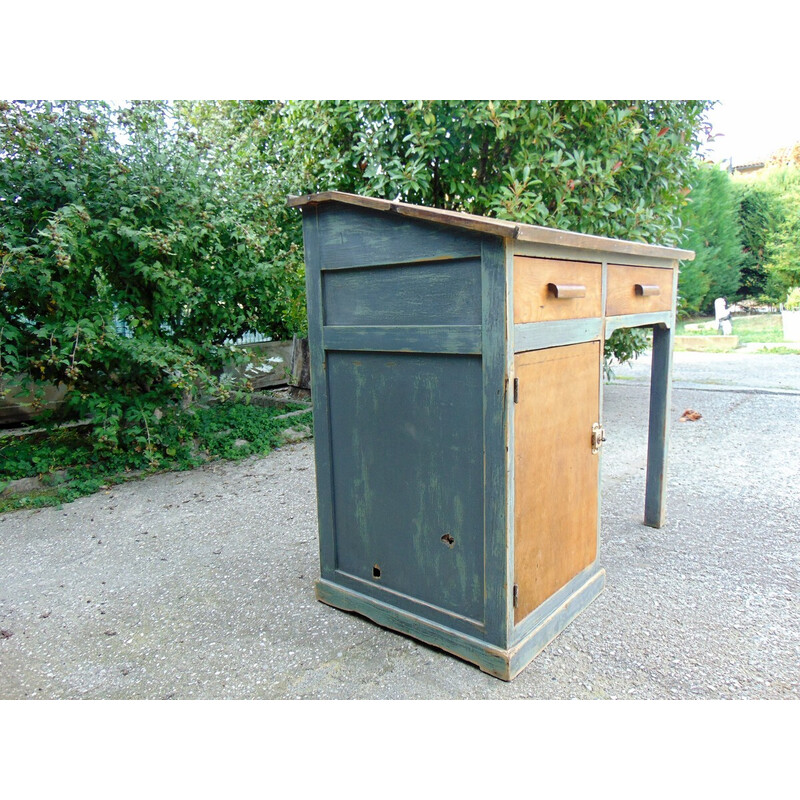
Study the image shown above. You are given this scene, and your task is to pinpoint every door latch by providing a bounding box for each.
[591,423,606,454]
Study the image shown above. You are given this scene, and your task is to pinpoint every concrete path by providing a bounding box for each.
[1,353,798,699]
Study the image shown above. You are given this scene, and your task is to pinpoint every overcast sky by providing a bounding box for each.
[702,99,800,166]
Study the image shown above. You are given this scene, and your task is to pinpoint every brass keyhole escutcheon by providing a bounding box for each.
[591,423,606,454]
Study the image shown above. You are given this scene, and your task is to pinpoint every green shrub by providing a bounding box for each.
[1,101,304,455]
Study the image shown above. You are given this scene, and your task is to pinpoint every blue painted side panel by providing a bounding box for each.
[326,351,486,623]
[316,203,482,270]
[322,259,482,326]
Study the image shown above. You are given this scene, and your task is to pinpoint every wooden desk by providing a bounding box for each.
[290,191,694,680]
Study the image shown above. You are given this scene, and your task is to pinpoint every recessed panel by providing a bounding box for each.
[327,351,485,623]
[323,259,481,327]
[514,342,601,623]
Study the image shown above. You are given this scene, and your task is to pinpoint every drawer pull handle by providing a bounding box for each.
[635,283,661,297]
[547,283,586,299]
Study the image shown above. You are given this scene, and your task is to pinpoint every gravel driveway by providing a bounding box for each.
[1,351,798,699]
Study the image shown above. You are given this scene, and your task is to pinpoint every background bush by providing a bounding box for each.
[1,100,305,457]
[3,99,715,464]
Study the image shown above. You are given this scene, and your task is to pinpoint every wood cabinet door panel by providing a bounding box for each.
[514,342,601,623]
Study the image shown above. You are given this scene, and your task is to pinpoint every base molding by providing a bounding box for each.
[315,566,605,681]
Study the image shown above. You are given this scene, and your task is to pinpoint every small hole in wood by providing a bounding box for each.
[372,565,381,579]
[441,533,455,547]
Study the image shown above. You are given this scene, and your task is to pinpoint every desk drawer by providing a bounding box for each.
[514,257,602,324]
[605,264,674,317]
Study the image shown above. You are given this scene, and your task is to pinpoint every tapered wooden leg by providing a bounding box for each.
[644,323,674,528]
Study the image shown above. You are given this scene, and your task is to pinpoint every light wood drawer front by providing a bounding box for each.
[514,257,602,324]
[606,264,674,317]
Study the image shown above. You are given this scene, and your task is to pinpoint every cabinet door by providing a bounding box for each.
[514,341,601,624]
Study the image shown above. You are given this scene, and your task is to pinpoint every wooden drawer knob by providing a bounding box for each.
[547,283,586,299]
[635,284,661,297]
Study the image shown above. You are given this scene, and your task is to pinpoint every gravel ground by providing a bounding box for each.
[1,352,798,700]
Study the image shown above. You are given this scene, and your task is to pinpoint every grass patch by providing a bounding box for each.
[0,400,312,513]
[756,346,800,355]
[678,314,784,343]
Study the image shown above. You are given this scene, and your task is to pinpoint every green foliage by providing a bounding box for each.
[761,168,800,300]
[2,99,712,482]
[678,162,743,316]
[785,287,800,310]
[603,327,650,381]
[733,179,782,300]
[289,100,708,245]
[192,100,710,366]
[1,100,304,454]
[733,166,800,304]
[0,401,310,512]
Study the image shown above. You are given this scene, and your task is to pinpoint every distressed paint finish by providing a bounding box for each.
[292,194,691,680]
[322,258,482,326]
[514,318,603,352]
[322,325,482,355]
[605,311,673,336]
[314,202,483,270]
[327,351,486,626]
[480,237,511,646]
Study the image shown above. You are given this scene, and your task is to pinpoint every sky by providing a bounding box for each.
[702,99,800,167]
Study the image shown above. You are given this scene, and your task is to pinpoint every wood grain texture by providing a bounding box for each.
[513,342,601,623]
[606,264,674,317]
[514,257,602,323]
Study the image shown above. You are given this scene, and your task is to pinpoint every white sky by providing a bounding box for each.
[702,99,800,166]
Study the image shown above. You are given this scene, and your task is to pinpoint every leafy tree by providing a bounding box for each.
[733,165,800,305]
[0,100,299,459]
[733,179,781,301]
[189,99,711,363]
[677,162,743,316]
[760,167,800,302]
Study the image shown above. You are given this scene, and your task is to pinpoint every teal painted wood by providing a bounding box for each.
[326,350,487,625]
[605,310,673,335]
[514,318,603,352]
[316,203,482,270]
[322,258,481,326]
[511,560,604,644]
[301,207,338,581]
[322,325,482,355]
[480,238,512,648]
[507,567,605,680]
[504,243,516,645]
[644,323,676,528]
[315,578,513,679]
[295,194,689,680]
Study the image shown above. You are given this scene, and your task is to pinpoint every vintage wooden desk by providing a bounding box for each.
[289,191,694,680]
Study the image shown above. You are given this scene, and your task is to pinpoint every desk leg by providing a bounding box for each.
[644,323,673,528]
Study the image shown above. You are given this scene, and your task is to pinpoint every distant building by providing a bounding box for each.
[732,159,766,176]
